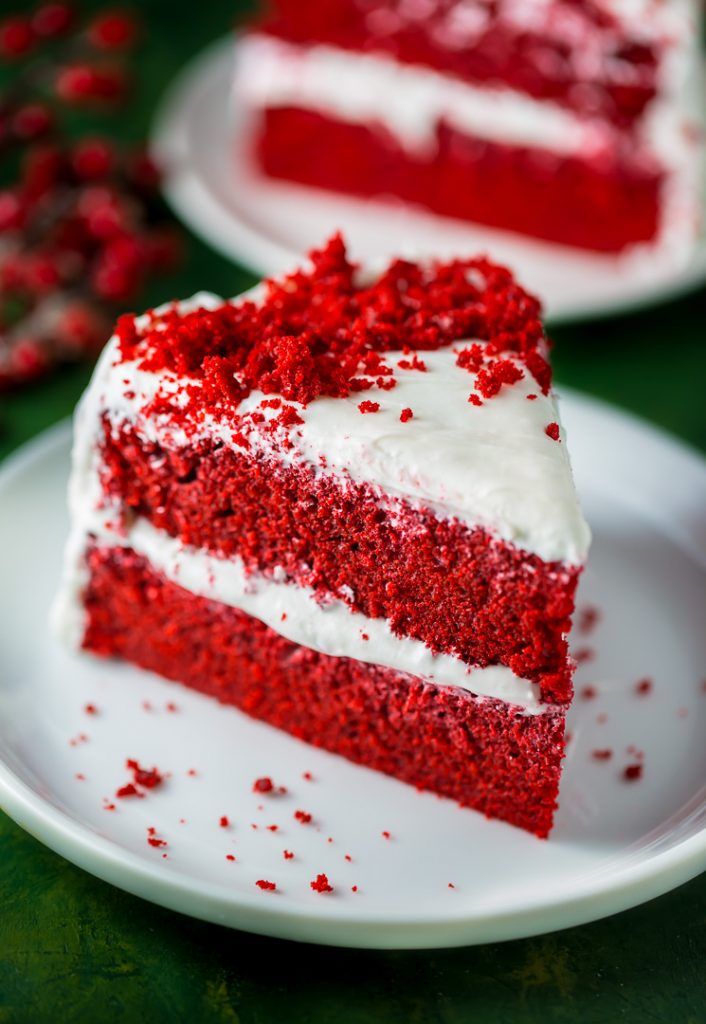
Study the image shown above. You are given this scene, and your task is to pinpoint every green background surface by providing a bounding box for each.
[0,1,705,1020]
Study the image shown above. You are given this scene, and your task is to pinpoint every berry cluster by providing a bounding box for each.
[0,3,183,390]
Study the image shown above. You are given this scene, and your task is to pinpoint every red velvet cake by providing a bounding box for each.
[233,0,703,260]
[54,236,590,837]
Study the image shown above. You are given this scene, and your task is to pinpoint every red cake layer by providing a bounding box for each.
[82,544,567,837]
[253,1,659,126]
[98,422,579,705]
[256,107,662,253]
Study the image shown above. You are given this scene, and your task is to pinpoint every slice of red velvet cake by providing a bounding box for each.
[54,236,590,838]
[233,0,703,261]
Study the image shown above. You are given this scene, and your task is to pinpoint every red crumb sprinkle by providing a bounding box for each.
[302,772,314,781]
[84,703,98,715]
[361,633,369,641]
[580,685,598,700]
[126,758,163,789]
[186,768,197,777]
[116,236,548,420]
[545,422,560,441]
[253,776,274,794]
[310,873,333,893]
[573,647,594,665]
[358,400,380,414]
[115,783,142,799]
[635,678,653,696]
[103,802,116,811]
[256,879,277,891]
[267,824,279,832]
[400,407,413,422]
[75,773,86,781]
[283,850,294,860]
[448,883,456,889]
[468,393,483,407]
[219,816,229,828]
[591,749,613,761]
[351,885,358,893]
[381,830,391,840]
[165,701,179,712]
[146,828,167,849]
[141,700,152,711]
[578,605,601,635]
[250,824,259,831]
[278,786,288,795]
[623,763,643,781]
[226,854,236,862]
[294,810,312,824]
[526,393,537,401]
[344,854,352,862]
[397,352,427,372]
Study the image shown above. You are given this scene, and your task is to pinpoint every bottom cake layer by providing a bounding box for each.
[81,544,567,837]
[255,107,662,254]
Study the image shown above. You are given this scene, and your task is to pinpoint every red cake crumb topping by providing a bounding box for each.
[267,824,279,832]
[381,830,391,840]
[84,703,98,715]
[126,758,163,789]
[344,854,352,862]
[358,400,380,414]
[302,772,313,781]
[283,850,294,859]
[253,776,274,793]
[310,873,333,893]
[226,854,236,861]
[351,885,358,893]
[400,407,413,422]
[256,879,277,891]
[166,701,179,712]
[115,235,548,421]
[294,809,312,824]
[75,773,86,781]
[103,801,116,811]
[580,685,597,700]
[219,815,229,828]
[448,883,456,889]
[545,422,560,441]
[623,763,643,781]
[635,678,653,696]
[591,749,613,761]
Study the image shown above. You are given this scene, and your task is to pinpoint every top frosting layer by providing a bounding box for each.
[100,239,590,565]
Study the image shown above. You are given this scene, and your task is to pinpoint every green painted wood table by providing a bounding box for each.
[1,1,705,1019]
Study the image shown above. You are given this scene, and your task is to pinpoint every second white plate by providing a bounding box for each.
[152,37,706,324]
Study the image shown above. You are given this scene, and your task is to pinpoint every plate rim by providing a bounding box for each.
[0,399,704,949]
[150,34,706,327]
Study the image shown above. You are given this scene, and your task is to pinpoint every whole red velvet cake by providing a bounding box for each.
[54,236,590,837]
[233,0,703,260]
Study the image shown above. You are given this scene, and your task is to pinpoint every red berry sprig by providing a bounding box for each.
[0,3,183,391]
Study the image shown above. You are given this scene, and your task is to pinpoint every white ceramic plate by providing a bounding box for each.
[0,393,704,949]
[151,37,706,324]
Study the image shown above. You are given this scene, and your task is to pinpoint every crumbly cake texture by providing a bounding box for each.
[54,236,590,838]
[235,0,703,258]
